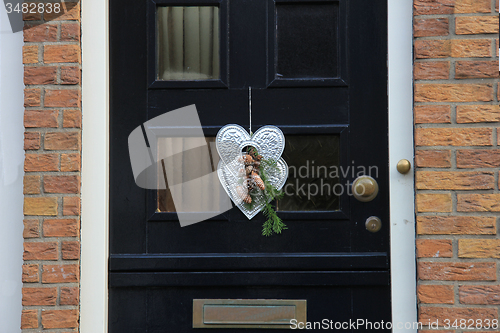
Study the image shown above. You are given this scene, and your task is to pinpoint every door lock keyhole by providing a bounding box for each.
[365,216,382,233]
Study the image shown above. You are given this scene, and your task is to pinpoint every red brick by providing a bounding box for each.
[418,262,496,281]
[415,84,493,103]
[23,45,38,64]
[416,171,494,190]
[61,23,80,42]
[23,242,58,261]
[419,306,497,325]
[24,66,57,85]
[61,153,81,172]
[451,39,492,58]
[416,128,492,146]
[23,24,57,42]
[457,105,500,123]
[22,264,39,283]
[41,309,78,329]
[459,239,500,258]
[413,0,454,15]
[459,285,500,305]
[44,175,80,194]
[61,66,81,85]
[44,132,80,150]
[455,16,499,35]
[24,109,58,128]
[24,153,59,172]
[63,197,80,216]
[60,287,79,305]
[24,197,58,216]
[414,105,451,123]
[416,193,452,213]
[416,239,452,258]
[457,149,500,168]
[415,40,450,59]
[417,216,496,235]
[44,89,80,108]
[23,219,39,238]
[21,309,38,329]
[414,61,449,80]
[415,150,451,168]
[42,264,79,283]
[24,88,40,107]
[23,175,40,194]
[22,287,57,306]
[43,219,79,237]
[63,110,82,127]
[458,194,500,212]
[44,45,81,63]
[454,0,491,13]
[418,285,454,304]
[455,61,499,79]
[24,132,40,150]
[62,241,80,260]
[414,18,449,37]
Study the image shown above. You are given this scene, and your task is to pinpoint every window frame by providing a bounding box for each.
[147,0,229,89]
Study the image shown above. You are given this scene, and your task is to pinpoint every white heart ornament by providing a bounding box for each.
[216,124,288,219]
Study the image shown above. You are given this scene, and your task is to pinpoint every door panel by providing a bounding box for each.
[110,285,390,332]
[110,0,389,330]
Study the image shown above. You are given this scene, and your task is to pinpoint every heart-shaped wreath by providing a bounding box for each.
[216,124,289,235]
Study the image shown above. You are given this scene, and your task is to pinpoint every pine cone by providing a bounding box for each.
[242,154,254,165]
[236,186,252,203]
[252,171,266,190]
[245,165,253,175]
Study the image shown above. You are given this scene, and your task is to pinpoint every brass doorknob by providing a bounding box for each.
[352,176,379,202]
[365,216,382,233]
[397,159,411,174]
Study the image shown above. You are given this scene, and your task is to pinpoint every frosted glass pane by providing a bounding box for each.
[157,137,218,212]
[157,6,220,80]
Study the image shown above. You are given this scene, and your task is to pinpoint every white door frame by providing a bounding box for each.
[80,0,416,331]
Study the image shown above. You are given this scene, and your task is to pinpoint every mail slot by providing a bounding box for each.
[193,299,307,329]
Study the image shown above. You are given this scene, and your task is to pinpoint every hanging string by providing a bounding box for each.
[249,86,252,136]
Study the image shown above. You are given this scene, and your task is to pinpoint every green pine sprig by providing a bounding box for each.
[259,160,286,236]
[244,147,286,236]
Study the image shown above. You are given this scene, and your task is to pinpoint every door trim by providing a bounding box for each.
[388,0,417,329]
[81,0,416,331]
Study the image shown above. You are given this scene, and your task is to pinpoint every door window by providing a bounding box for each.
[157,6,220,80]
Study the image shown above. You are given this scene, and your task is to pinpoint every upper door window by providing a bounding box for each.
[275,2,339,79]
[157,6,220,80]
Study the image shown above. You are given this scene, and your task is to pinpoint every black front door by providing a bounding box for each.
[109,0,389,331]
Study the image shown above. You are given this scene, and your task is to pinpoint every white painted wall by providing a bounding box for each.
[0,7,24,333]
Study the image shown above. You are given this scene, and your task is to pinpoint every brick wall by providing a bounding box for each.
[414,0,500,330]
[22,2,81,331]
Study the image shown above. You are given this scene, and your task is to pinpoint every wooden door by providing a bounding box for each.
[109,0,390,331]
